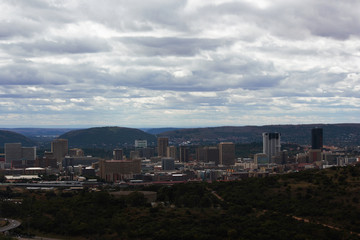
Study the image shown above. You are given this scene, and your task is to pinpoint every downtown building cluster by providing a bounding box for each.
[0,127,359,186]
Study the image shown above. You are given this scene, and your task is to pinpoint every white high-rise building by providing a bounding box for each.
[262,132,281,160]
[135,139,147,148]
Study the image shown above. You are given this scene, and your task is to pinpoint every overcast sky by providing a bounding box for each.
[0,0,359,128]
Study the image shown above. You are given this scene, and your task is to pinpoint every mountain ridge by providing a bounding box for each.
[0,130,36,147]
[59,126,157,148]
[158,123,360,146]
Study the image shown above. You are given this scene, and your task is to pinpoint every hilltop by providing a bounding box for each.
[59,126,157,148]
[159,123,360,146]
[0,130,36,147]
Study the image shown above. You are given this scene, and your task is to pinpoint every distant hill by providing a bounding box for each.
[0,130,36,147]
[59,126,157,148]
[158,123,360,146]
[0,128,80,137]
[143,128,183,135]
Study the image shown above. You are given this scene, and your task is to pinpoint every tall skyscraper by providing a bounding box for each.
[51,139,68,166]
[196,147,205,162]
[204,146,220,165]
[262,132,281,159]
[311,128,323,150]
[179,146,189,162]
[167,146,177,159]
[157,137,168,157]
[218,142,235,166]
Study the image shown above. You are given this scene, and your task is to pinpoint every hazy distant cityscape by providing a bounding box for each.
[1,125,359,186]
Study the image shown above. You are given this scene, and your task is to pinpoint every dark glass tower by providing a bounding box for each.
[311,128,323,149]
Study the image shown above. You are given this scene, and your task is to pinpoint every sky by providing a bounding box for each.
[0,0,360,128]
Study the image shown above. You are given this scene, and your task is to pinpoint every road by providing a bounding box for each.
[0,218,21,232]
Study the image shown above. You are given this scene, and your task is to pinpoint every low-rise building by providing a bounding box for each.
[99,159,141,182]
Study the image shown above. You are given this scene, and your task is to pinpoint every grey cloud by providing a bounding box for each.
[0,65,44,85]
[118,37,228,56]
[5,38,111,56]
[0,0,77,39]
[196,0,360,40]
[0,62,78,86]
[0,20,41,39]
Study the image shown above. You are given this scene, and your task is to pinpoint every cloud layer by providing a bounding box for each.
[0,0,359,127]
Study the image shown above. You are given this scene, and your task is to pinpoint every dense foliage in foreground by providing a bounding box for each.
[2,165,360,239]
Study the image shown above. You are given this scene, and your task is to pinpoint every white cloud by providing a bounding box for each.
[0,0,359,127]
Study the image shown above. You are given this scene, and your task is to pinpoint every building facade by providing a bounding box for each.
[167,146,177,159]
[262,132,281,160]
[179,146,190,162]
[204,147,220,165]
[135,139,147,148]
[311,128,323,150]
[157,137,168,157]
[99,159,141,182]
[161,157,175,171]
[113,149,123,160]
[51,139,68,166]
[218,142,235,166]
[5,143,36,168]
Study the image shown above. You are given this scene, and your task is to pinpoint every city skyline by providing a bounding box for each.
[1,1,360,128]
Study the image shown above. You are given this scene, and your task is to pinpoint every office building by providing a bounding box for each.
[130,151,139,160]
[311,128,323,150]
[138,147,155,159]
[218,142,235,166]
[69,148,84,157]
[161,157,175,171]
[309,149,322,162]
[254,153,269,165]
[196,147,205,162]
[5,143,22,165]
[51,139,68,166]
[113,149,123,160]
[157,137,168,157]
[167,146,177,159]
[179,146,190,162]
[135,139,147,148]
[204,147,220,165]
[36,157,57,169]
[279,150,288,165]
[262,132,281,159]
[5,143,36,168]
[62,156,101,169]
[99,159,141,182]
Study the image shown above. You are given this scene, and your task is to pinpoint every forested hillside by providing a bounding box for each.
[59,126,157,148]
[2,166,360,239]
[0,130,35,147]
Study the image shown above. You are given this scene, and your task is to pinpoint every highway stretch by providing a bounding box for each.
[0,218,21,232]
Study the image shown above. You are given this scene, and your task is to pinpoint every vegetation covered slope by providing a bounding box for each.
[159,123,360,146]
[2,166,360,239]
[59,126,157,148]
[0,130,35,147]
